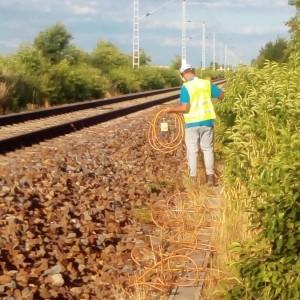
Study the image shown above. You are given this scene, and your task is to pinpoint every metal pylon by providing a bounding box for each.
[133,0,140,69]
[202,22,206,70]
[181,0,187,65]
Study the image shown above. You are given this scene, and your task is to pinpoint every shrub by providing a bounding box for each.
[109,67,140,94]
[90,41,130,73]
[137,67,166,90]
[216,56,300,299]
[159,68,181,87]
[196,68,225,80]
[47,60,108,104]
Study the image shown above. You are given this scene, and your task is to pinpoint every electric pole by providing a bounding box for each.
[219,41,223,70]
[224,44,228,70]
[213,32,216,71]
[181,0,187,65]
[202,22,206,70]
[133,0,140,69]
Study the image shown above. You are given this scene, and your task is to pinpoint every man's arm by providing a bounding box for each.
[167,103,190,113]
[167,86,190,114]
[211,83,224,100]
[219,91,225,100]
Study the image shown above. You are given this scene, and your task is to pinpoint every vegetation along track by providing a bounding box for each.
[0,79,225,154]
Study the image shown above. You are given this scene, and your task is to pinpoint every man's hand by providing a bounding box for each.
[219,92,225,100]
[165,107,173,114]
[165,104,190,114]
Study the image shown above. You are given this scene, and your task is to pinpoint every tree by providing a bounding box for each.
[46,60,108,104]
[109,66,140,94]
[0,82,11,114]
[252,38,288,68]
[34,23,73,63]
[137,67,166,90]
[11,46,51,106]
[0,53,41,112]
[91,41,130,73]
[288,0,300,8]
[287,0,300,56]
[63,45,89,65]
[170,55,181,70]
[160,69,180,87]
[208,61,223,70]
[0,23,182,112]
[139,49,151,66]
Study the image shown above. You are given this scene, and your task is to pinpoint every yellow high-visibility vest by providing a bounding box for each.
[183,77,216,124]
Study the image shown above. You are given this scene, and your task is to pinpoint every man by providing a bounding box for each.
[167,63,224,186]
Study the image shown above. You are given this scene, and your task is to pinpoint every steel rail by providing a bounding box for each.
[0,87,179,127]
[0,79,226,155]
[0,79,225,127]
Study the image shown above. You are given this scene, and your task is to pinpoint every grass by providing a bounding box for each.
[144,178,177,194]
[113,151,243,299]
[201,171,254,299]
[125,161,221,299]
[128,154,254,300]
[132,207,152,224]
[111,284,150,300]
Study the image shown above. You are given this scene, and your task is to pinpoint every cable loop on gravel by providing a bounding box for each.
[128,192,215,296]
[148,109,185,154]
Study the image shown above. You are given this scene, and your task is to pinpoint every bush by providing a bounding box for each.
[109,67,140,94]
[0,23,183,114]
[196,68,225,80]
[216,56,300,299]
[159,68,180,87]
[90,41,130,73]
[0,48,48,111]
[34,23,73,63]
[137,67,166,90]
[108,66,180,94]
[47,60,108,104]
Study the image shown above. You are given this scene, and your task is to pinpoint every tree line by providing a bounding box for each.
[252,0,300,67]
[0,24,182,114]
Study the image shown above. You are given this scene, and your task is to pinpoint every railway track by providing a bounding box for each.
[0,79,226,155]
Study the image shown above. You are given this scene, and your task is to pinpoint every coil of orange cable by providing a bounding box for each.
[148,108,185,153]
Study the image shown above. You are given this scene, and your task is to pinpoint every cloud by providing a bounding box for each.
[0,0,295,64]
[143,20,196,31]
[220,24,288,36]
[67,1,98,16]
[69,5,97,15]
[143,18,287,37]
[162,37,213,48]
[0,0,100,16]
[189,0,287,8]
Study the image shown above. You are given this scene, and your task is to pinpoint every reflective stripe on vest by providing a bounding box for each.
[183,77,216,124]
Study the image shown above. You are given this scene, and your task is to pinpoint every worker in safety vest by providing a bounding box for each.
[167,63,224,186]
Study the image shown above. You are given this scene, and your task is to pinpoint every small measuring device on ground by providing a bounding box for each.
[160,118,169,132]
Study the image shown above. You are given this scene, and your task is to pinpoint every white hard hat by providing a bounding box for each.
[180,63,194,74]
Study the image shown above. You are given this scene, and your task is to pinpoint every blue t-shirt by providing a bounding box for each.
[180,80,223,128]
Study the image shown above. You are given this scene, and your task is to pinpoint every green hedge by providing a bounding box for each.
[216,55,300,299]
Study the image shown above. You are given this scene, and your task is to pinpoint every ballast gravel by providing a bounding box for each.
[0,104,187,300]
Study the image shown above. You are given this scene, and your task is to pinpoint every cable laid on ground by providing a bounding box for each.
[148,108,185,153]
[127,192,215,296]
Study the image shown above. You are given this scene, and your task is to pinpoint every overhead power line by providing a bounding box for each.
[133,0,178,69]
[140,0,177,19]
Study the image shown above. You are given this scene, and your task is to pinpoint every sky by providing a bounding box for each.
[0,0,296,66]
